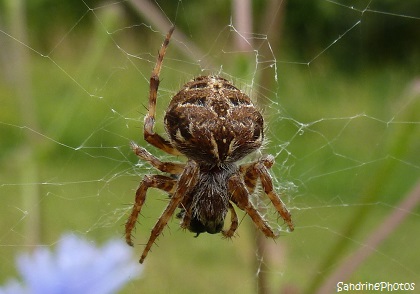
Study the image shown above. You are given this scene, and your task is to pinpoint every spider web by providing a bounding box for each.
[1,1,419,293]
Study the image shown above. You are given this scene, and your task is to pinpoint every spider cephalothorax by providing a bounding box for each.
[125,27,294,263]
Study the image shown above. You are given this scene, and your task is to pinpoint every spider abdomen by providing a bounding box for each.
[164,76,264,165]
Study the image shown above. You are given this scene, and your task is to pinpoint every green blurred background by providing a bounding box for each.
[1,0,419,293]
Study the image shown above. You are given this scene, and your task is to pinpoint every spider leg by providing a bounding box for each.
[144,26,181,156]
[140,160,199,263]
[131,141,185,174]
[125,175,177,247]
[239,162,260,194]
[229,174,277,238]
[253,155,294,231]
[221,202,238,238]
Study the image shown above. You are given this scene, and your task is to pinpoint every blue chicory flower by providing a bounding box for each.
[0,234,142,294]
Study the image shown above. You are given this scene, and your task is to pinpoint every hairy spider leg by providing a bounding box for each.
[228,174,277,238]
[239,162,260,194]
[139,160,199,263]
[144,26,181,155]
[125,175,177,246]
[131,141,185,174]
[221,202,239,238]
[239,155,294,232]
[253,156,294,232]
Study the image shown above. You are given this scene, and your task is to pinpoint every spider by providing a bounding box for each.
[125,26,294,263]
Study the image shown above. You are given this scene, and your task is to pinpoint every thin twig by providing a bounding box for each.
[232,0,253,51]
[127,0,208,65]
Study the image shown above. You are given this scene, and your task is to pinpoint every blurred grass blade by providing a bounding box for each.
[6,0,42,246]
